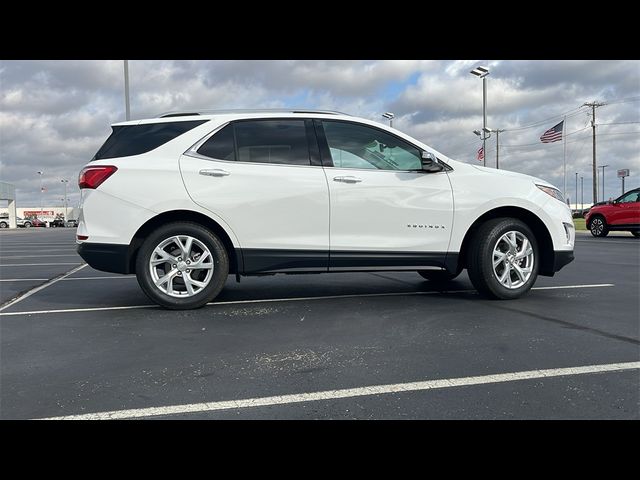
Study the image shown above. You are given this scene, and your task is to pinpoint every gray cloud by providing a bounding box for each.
[0,59,638,209]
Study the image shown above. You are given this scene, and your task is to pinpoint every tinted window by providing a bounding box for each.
[93,120,207,160]
[322,121,422,171]
[197,124,236,161]
[234,120,310,166]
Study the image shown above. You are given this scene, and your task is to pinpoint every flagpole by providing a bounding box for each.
[563,115,567,201]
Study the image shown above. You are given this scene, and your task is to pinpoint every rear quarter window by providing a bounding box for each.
[93,120,207,160]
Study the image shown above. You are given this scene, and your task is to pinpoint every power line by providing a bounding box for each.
[504,107,586,132]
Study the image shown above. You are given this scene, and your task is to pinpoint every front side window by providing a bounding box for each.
[618,191,639,203]
[322,121,422,171]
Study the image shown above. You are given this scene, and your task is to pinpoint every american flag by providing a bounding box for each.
[540,120,564,143]
[477,146,484,161]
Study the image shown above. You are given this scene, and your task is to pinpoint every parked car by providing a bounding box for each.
[66,219,78,227]
[584,188,640,237]
[76,109,575,309]
[50,217,67,227]
[17,217,47,228]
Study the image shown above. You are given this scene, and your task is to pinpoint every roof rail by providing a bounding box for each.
[157,108,349,118]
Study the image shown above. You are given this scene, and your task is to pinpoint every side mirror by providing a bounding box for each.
[421,151,444,173]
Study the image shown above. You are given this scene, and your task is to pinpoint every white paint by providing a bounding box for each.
[0,254,80,259]
[0,263,81,266]
[531,283,614,290]
[0,283,615,317]
[38,361,640,420]
[0,278,49,282]
[0,264,87,312]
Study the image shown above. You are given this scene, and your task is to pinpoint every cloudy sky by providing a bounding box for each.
[1,60,638,208]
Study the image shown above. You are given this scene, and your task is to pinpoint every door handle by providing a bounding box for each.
[333,175,362,184]
[199,169,231,177]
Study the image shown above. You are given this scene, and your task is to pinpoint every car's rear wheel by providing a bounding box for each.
[135,222,229,310]
[589,216,608,237]
[417,270,460,282]
[467,217,539,300]
[24,222,31,228]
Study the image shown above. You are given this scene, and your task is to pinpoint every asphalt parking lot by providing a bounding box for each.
[1,228,638,420]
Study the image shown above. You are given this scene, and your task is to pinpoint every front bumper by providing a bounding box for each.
[77,242,130,274]
[553,250,574,273]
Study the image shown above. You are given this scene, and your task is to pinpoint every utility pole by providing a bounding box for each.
[583,101,605,203]
[495,129,505,169]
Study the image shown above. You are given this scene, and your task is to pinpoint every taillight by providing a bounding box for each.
[78,165,118,189]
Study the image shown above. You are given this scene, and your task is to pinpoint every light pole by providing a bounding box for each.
[382,112,395,128]
[580,176,584,214]
[600,165,609,201]
[124,60,131,121]
[575,172,578,213]
[61,179,69,219]
[470,66,490,167]
[36,171,43,215]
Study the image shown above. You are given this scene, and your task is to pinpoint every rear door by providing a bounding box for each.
[180,118,330,273]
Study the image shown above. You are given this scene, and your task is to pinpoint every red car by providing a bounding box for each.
[585,187,640,237]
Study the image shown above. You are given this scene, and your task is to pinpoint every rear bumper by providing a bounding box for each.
[77,242,130,274]
[553,250,574,273]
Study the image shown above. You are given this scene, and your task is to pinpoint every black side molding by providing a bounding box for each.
[77,242,130,274]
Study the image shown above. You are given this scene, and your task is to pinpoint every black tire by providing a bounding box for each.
[0,221,7,228]
[588,215,609,237]
[24,222,31,228]
[467,217,539,300]
[417,270,460,282]
[631,231,640,238]
[135,222,229,310]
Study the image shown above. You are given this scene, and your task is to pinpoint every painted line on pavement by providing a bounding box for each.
[39,361,640,420]
[0,283,615,316]
[0,264,88,312]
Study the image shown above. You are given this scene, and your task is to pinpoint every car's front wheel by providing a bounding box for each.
[589,216,608,237]
[135,222,229,310]
[467,217,539,300]
[0,221,7,228]
[24,222,31,228]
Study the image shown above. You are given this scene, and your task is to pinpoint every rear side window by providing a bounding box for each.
[197,124,236,161]
[93,120,207,160]
[235,120,310,165]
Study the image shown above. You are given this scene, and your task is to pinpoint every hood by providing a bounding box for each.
[469,164,558,190]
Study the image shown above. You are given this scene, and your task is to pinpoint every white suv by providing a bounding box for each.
[77,109,574,309]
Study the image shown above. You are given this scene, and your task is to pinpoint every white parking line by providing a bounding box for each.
[0,263,81,266]
[0,264,88,312]
[0,276,135,282]
[0,283,615,316]
[38,361,640,420]
[0,254,79,259]
[0,278,49,282]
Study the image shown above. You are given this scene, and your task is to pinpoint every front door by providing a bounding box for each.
[316,120,454,270]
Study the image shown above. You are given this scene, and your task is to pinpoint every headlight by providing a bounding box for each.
[536,184,565,203]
